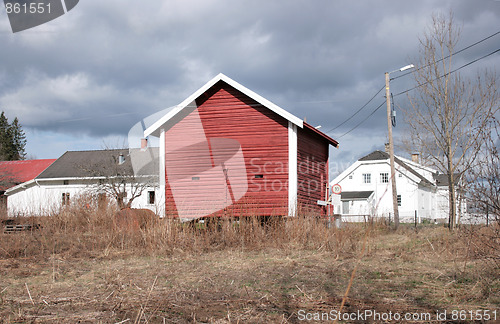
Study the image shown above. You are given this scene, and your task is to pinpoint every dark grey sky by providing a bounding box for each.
[0,0,499,176]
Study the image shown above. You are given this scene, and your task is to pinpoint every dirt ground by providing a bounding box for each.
[0,227,498,323]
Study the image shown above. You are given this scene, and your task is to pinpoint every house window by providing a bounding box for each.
[63,180,69,185]
[380,173,389,183]
[397,195,402,206]
[348,174,353,179]
[148,191,155,204]
[362,173,371,184]
[62,193,70,206]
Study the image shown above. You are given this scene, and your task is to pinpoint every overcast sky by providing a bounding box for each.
[0,0,499,176]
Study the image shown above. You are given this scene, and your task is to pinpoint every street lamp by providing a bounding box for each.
[385,64,414,230]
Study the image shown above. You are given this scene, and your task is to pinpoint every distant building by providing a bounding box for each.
[5,149,159,216]
[330,150,466,223]
[4,74,340,220]
[0,159,56,216]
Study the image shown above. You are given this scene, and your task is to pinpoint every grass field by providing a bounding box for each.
[0,206,498,323]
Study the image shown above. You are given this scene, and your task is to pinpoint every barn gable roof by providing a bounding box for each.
[145,73,305,138]
[303,122,339,147]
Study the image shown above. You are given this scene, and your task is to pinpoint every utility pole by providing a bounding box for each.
[384,64,414,230]
[385,72,400,230]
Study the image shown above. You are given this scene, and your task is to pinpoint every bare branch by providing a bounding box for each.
[401,12,499,230]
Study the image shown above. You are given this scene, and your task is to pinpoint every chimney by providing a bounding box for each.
[141,138,148,150]
[384,143,390,153]
[118,153,125,165]
[411,153,419,163]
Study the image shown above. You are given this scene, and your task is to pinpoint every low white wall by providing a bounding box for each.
[7,180,160,217]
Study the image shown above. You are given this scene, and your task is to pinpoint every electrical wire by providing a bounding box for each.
[392,30,500,81]
[326,30,500,137]
[394,48,500,97]
[335,47,499,137]
[337,101,385,138]
[324,85,385,133]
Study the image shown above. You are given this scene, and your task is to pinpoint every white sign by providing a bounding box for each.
[332,184,342,195]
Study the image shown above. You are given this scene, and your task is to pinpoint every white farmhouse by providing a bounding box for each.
[330,149,466,223]
[5,148,161,216]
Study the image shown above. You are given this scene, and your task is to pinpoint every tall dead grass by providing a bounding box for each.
[460,223,500,269]
[0,197,363,260]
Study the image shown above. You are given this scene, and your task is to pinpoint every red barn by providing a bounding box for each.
[145,74,338,220]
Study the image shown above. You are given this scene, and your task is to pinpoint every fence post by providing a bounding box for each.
[334,214,342,228]
[414,210,417,228]
[486,204,489,226]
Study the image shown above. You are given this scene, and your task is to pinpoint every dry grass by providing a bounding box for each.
[0,200,499,323]
[0,198,361,260]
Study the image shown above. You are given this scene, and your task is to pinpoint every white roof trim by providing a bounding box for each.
[330,155,429,187]
[330,160,363,185]
[5,179,36,195]
[144,73,303,137]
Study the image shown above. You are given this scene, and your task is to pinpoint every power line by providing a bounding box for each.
[324,85,385,133]
[331,47,500,137]
[394,48,500,97]
[392,30,500,81]
[337,101,385,138]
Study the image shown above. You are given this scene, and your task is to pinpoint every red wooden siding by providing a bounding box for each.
[297,126,329,215]
[164,81,289,218]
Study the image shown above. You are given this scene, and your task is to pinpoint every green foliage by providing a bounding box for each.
[0,112,26,160]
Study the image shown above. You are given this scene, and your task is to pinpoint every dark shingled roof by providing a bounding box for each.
[36,148,158,179]
[341,191,374,200]
[359,150,390,161]
[433,173,462,187]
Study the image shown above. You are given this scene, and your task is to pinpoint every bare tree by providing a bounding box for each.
[403,13,499,230]
[467,118,500,224]
[81,150,158,209]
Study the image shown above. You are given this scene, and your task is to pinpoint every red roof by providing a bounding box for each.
[304,122,339,147]
[0,159,56,190]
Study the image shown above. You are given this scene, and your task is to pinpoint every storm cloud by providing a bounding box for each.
[0,0,498,174]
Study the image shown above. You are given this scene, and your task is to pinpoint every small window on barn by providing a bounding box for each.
[348,174,353,179]
[254,174,264,179]
[362,173,371,184]
[192,177,200,181]
[63,180,69,185]
[380,173,389,183]
[62,192,70,206]
[148,191,155,204]
[397,195,402,206]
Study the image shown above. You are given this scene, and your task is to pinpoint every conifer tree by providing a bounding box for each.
[0,112,27,161]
